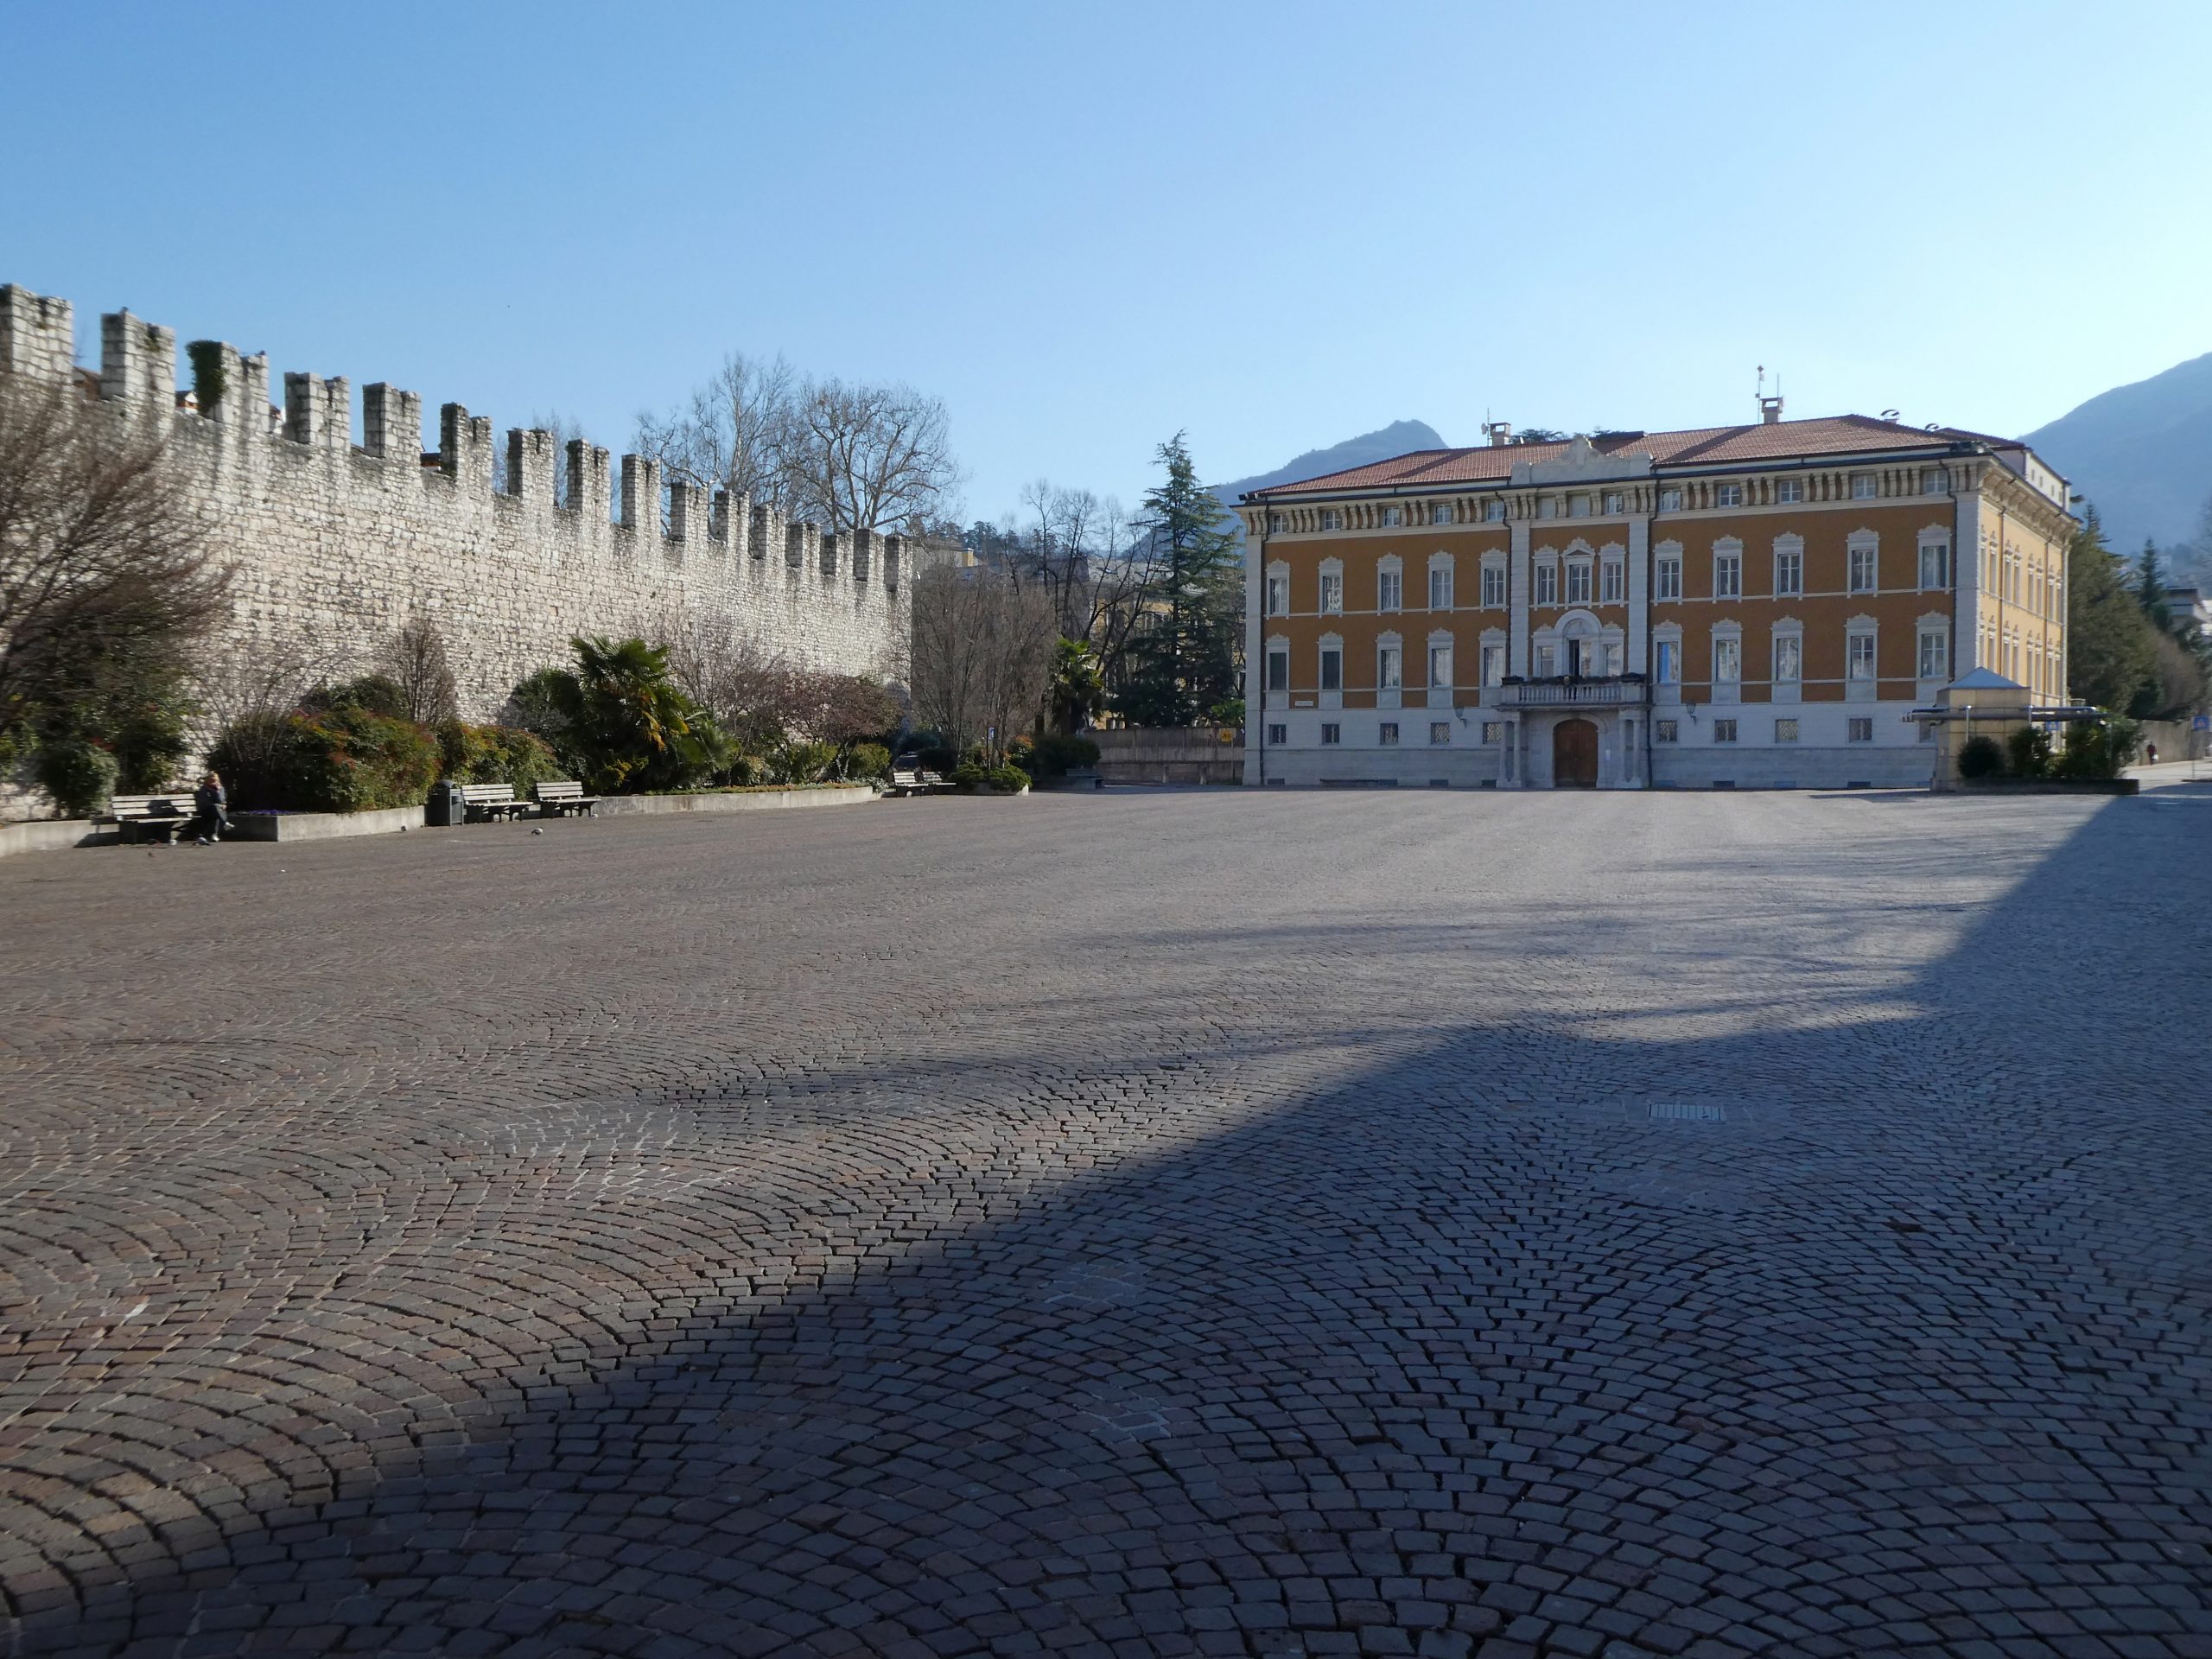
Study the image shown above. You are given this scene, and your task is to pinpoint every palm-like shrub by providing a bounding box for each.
[518,637,734,794]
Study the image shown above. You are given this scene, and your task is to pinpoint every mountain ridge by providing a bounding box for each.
[2023,352,2212,567]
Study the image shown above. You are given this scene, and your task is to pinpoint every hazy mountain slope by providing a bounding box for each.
[2024,353,2212,561]
[1212,419,1446,518]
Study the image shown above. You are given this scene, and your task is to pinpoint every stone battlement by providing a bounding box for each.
[0,284,907,721]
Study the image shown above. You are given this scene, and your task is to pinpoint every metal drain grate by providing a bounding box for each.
[1648,1100,1727,1122]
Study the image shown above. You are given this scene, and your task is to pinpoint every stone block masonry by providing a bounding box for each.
[0,285,908,721]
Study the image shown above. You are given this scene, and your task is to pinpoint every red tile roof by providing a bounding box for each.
[1246,415,2013,499]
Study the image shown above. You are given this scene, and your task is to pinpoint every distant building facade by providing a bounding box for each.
[1239,405,2074,789]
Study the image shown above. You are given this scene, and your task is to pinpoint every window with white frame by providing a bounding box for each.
[1267,722,1287,744]
[1602,490,1625,514]
[1265,568,1289,614]
[1655,719,1679,742]
[1922,468,1947,495]
[1534,643,1557,677]
[1847,535,1878,593]
[1266,644,1288,692]
[1848,717,1873,742]
[1777,478,1804,503]
[1484,499,1505,523]
[1773,536,1803,595]
[1713,719,1738,743]
[1267,514,1287,532]
[1659,487,1683,511]
[1427,558,1454,610]
[1566,558,1592,604]
[1320,508,1344,530]
[1534,561,1558,604]
[1432,503,1453,524]
[1320,722,1341,744]
[1772,633,1802,683]
[1713,546,1742,598]
[1480,560,1506,607]
[1379,721,1399,745]
[1918,536,1950,588]
[1380,505,1404,527]
[1917,626,1948,680]
[1481,721,1506,744]
[1319,643,1343,691]
[1847,630,1877,681]
[1429,722,1451,745]
[1376,561,1402,612]
[1319,565,1344,613]
[1716,483,1743,507]
[1654,639,1679,683]
[1376,641,1402,689]
[1713,634,1741,683]
[1852,474,1877,499]
[1600,557,1624,603]
[1775,718,1799,742]
[1480,643,1505,685]
[1427,641,1453,687]
[1656,550,1682,600]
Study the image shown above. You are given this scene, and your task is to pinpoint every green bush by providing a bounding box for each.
[767,738,838,785]
[300,673,410,720]
[845,741,893,782]
[1957,734,2004,779]
[210,706,441,812]
[2053,717,2139,781]
[35,739,119,818]
[1015,733,1101,778]
[988,764,1030,792]
[950,760,989,791]
[509,638,733,794]
[951,760,1029,793]
[2005,725,2052,779]
[438,721,563,794]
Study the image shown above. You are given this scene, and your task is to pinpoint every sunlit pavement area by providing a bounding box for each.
[3,785,2209,1659]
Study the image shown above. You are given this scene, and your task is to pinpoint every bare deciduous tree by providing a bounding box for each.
[910,566,1056,757]
[0,375,227,752]
[633,354,800,515]
[788,377,963,535]
[381,614,460,726]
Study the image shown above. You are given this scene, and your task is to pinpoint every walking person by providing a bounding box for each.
[194,771,229,845]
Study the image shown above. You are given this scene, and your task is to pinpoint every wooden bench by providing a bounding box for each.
[103,792,199,843]
[458,782,531,823]
[887,762,948,797]
[533,780,598,817]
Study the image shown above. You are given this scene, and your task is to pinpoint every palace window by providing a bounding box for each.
[1380,506,1404,527]
[1321,722,1341,744]
[1659,487,1683,511]
[1266,645,1289,692]
[1654,639,1679,683]
[1777,478,1804,503]
[1923,468,1947,494]
[1319,645,1343,691]
[1379,721,1399,745]
[1656,554,1682,600]
[1852,474,1877,499]
[1377,565,1402,612]
[1603,490,1625,514]
[1919,538,1950,588]
[1713,637,1741,683]
[1432,503,1453,524]
[1566,559,1592,604]
[1848,537,1878,593]
[1480,644,1505,685]
[1428,643,1454,686]
[1716,483,1743,507]
[1847,631,1878,681]
[1480,561,1506,607]
[1484,499,1506,522]
[1535,644,1557,677]
[1713,719,1738,743]
[1430,722,1452,745]
[1428,560,1454,609]
[1266,513,1286,532]
[1266,571,1288,614]
[1600,558,1624,603]
[1773,634,1802,683]
[1773,537,1803,595]
[1848,718,1873,743]
[1775,718,1799,742]
[1267,722,1287,744]
[1568,493,1591,518]
[1534,563,1558,604]
[1656,719,1679,742]
[1917,626,1948,680]
[1482,721,1506,744]
[1536,496,1557,518]
[1321,508,1344,530]
[1713,550,1742,598]
[1319,569,1344,613]
[1377,643,1402,689]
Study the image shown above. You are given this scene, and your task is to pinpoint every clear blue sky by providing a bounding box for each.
[6,1,2208,524]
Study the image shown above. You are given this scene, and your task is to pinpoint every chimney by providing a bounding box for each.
[1484,421,1514,447]
[1759,394,1784,425]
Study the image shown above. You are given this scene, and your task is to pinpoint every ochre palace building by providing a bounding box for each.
[1238,400,2073,789]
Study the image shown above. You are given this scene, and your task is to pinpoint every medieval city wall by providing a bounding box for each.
[0,286,909,724]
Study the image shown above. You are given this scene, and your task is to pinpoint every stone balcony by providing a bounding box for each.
[1497,677,1650,709]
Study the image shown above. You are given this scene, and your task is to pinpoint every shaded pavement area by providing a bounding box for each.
[2,787,2208,1658]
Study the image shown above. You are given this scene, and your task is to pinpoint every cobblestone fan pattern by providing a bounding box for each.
[2,791,2208,1659]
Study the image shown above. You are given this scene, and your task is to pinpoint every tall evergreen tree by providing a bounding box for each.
[1116,432,1243,726]
[2068,509,2159,711]
[2136,540,2172,631]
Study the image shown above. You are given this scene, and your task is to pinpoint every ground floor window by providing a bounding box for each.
[1429,722,1451,745]
[1775,718,1799,742]
[1267,723,1287,745]
[1656,720,1678,742]
[1481,721,1505,744]
[1321,723,1341,745]
[1713,719,1738,743]
[1848,718,1873,742]
[1379,722,1399,745]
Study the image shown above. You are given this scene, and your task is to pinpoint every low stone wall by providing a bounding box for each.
[594,785,877,816]
[1091,730,1243,786]
[0,819,110,859]
[232,805,427,842]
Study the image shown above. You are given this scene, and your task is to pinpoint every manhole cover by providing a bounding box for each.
[1649,1101,1727,1122]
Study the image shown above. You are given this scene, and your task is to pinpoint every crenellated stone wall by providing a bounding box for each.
[0,285,909,726]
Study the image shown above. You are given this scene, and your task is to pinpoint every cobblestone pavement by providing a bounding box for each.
[3,788,2209,1659]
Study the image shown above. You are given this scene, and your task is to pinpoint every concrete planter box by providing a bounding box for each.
[0,818,111,859]
[1958,778,2139,796]
[232,805,427,842]
[594,785,878,816]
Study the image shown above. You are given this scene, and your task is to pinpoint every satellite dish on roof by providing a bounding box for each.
[1880,408,1900,422]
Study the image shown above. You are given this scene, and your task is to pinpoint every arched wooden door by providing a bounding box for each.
[1553,718,1599,788]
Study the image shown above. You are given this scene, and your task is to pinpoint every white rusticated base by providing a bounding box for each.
[593,786,880,816]
[232,805,427,842]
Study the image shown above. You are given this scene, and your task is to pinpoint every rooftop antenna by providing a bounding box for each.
[1758,365,1785,426]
